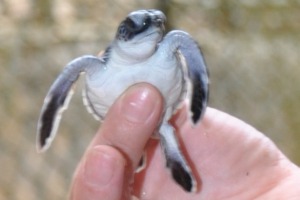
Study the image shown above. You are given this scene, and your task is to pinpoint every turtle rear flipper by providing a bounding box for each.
[159,124,197,192]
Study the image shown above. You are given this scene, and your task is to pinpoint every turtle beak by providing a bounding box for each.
[148,9,166,33]
[156,18,165,33]
[152,14,166,36]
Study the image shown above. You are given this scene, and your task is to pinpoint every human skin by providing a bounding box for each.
[69,83,300,200]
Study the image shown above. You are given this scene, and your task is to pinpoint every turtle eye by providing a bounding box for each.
[142,17,151,28]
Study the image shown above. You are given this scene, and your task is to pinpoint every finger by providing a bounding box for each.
[70,83,163,200]
[70,145,126,200]
[91,83,164,171]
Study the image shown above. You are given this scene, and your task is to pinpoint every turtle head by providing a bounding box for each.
[116,9,166,42]
[114,9,166,61]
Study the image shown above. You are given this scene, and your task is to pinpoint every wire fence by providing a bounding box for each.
[0,0,299,199]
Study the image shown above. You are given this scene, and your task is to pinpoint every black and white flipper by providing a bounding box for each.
[159,124,197,192]
[37,56,104,152]
[164,30,209,124]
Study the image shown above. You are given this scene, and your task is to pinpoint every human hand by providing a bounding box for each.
[69,83,300,200]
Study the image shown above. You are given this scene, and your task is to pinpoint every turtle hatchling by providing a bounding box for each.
[37,9,209,192]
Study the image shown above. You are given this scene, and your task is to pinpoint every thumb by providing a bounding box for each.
[69,83,163,200]
[70,145,126,200]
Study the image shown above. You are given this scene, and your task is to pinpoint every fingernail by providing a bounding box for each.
[83,146,120,188]
[121,85,160,123]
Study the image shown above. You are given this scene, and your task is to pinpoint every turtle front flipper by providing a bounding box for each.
[161,30,209,124]
[159,123,197,192]
[37,55,104,152]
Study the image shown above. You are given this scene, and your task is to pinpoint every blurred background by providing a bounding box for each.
[0,0,299,199]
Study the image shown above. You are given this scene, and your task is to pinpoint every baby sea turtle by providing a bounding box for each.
[37,9,209,192]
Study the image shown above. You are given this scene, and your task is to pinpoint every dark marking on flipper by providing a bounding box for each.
[39,94,62,147]
[167,158,193,192]
[190,76,207,123]
[39,82,73,148]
